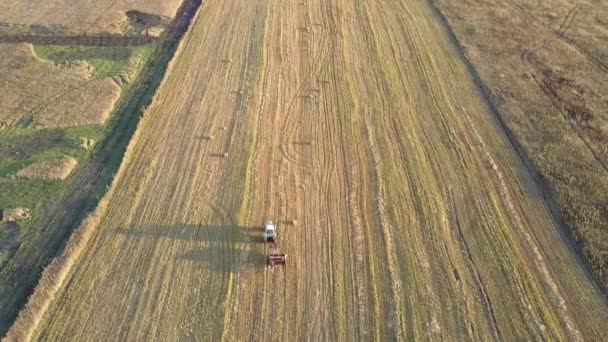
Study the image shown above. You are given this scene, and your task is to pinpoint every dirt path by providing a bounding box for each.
[11,0,608,340]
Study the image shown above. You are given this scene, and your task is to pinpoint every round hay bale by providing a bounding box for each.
[78,137,96,150]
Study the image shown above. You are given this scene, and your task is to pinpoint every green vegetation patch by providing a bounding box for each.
[0,129,61,160]
[33,45,153,79]
[0,127,101,176]
[0,179,63,230]
[0,30,161,333]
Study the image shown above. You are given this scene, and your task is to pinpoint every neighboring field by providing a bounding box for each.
[0,0,196,335]
[0,0,199,334]
[0,42,154,332]
[7,0,608,340]
[432,0,608,287]
[0,44,122,129]
[0,0,183,35]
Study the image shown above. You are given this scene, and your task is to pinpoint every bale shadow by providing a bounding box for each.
[209,153,228,158]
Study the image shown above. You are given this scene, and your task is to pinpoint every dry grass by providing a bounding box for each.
[2,34,176,339]
[0,44,121,129]
[15,157,78,181]
[8,0,608,340]
[432,0,608,288]
[1,208,30,223]
[0,0,183,35]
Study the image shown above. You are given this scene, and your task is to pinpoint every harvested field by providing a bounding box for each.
[0,44,121,129]
[432,0,608,287]
[0,0,182,35]
[8,0,608,340]
[15,157,78,181]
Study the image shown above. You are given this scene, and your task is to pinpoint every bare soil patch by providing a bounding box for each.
[126,10,164,30]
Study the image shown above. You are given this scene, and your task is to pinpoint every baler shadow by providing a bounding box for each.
[117,224,266,273]
[176,245,266,274]
[117,224,263,243]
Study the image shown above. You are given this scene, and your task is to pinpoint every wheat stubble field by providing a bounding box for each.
[8,0,608,340]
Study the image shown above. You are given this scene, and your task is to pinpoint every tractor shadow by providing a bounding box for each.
[116,224,267,274]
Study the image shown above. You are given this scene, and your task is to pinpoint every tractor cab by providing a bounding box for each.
[263,220,277,243]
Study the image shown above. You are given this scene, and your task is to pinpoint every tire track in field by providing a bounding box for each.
[465,111,582,341]
[445,186,502,340]
[363,115,406,339]
[329,11,382,333]
[277,47,325,169]
[354,2,447,337]
[14,0,608,340]
[521,49,608,174]
[498,0,608,73]
[437,51,548,337]
[557,5,584,36]
[277,0,334,170]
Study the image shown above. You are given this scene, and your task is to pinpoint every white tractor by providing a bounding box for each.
[262,220,286,268]
[263,220,277,243]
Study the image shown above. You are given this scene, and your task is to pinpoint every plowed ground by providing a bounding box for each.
[15,0,608,340]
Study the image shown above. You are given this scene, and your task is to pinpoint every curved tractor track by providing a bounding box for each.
[10,0,608,340]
